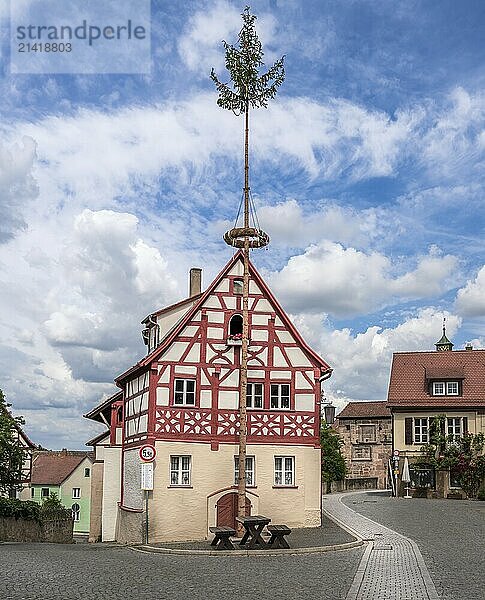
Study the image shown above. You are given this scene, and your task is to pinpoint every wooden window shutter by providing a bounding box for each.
[405,418,413,445]
[462,417,468,434]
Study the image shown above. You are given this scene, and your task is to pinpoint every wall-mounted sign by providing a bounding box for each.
[141,462,154,490]
[139,444,156,462]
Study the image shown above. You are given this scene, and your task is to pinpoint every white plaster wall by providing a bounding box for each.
[215,279,230,292]
[271,370,291,379]
[273,347,289,367]
[147,442,321,542]
[185,344,200,362]
[252,314,269,326]
[224,297,237,309]
[162,342,189,362]
[252,329,268,342]
[157,387,169,406]
[123,449,143,510]
[174,365,196,375]
[102,447,121,541]
[295,394,314,411]
[296,371,314,390]
[219,391,239,409]
[200,390,212,408]
[207,327,223,339]
[207,311,225,323]
[286,347,312,367]
[159,302,196,339]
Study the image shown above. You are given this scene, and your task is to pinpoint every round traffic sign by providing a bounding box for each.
[393,449,400,456]
[139,444,156,462]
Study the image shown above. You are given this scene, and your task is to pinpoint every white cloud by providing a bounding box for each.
[269,242,458,317]
[178,1,278,74]
[293,308,462,405]
[0,136,38,242]
[455,265,485,317]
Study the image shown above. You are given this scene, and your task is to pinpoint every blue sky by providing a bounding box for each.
[1,0,485,448]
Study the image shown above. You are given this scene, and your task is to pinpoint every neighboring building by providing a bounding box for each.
[0,406,35,499]
[334,401,392,490]
[21,450,93,534]
[85,252,332,543]
[387,329,485,497]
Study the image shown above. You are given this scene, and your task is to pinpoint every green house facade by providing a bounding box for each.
[22,451,93,534]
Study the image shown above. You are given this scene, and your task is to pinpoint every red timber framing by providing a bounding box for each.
[116,251,332,450]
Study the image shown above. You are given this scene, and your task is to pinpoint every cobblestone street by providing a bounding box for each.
[341,491,485,600]
[1,492,483,599]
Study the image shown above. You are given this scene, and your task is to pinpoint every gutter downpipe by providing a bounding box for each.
[318,368,333,523]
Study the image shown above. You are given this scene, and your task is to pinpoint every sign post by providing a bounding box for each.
[392,449,400,497]
[139,444,156,544]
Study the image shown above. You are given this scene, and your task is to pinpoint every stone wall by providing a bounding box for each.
[0,516,73,543]
[116,505,143,544]
[335,416,392,489]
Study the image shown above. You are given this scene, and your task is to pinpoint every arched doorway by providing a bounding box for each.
[216,492,251,529]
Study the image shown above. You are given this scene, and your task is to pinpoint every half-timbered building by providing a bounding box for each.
[86,251,332,543]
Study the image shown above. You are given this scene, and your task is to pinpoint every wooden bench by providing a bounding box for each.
[267,524,291,549]
[209,526,236,550]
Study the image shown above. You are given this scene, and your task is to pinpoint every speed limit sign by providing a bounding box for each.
[139,444,156,462]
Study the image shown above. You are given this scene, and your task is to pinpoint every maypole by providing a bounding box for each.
[211,7,285,531]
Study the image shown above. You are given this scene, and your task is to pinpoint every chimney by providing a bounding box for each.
[189,268,202,297]
[465,343,473,351]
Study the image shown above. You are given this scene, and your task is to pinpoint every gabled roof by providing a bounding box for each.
[85,430,110,447]
[387,349,485,408]
[84,390,122,424]
[115,250,331,384]
[337,401,391,419]
[31,451,93,485]
[141,293,203,324]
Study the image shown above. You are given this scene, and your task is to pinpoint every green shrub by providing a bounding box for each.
[40,493,72,520]
[477,489,485,501]
[0,497,41,521]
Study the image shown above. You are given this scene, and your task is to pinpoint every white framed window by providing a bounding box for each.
[446,381,459,395]
[247,383,263,409]
[72,488,81,499]
[174,379,196,406]
[41,488,49,498]
[170,455,191,486]
[414,418,428,443]
[274,456,295,486]
[234,456,255,486]
[84,468,90,478]
[270,384,290,410]
[71,503,80,522]
[432,382,445,395]
[447,417,461,440]
[432,381,459,396]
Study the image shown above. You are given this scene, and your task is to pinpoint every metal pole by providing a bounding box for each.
[145,490,149,544]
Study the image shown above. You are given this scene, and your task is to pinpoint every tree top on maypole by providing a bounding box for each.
[210,6,285,113]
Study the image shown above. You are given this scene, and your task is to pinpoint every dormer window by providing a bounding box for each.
[432,381,459,396]
[227,314,244,345]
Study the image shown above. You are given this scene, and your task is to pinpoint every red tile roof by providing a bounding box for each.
[387,349,485,408]
[337,401,391,419]
[31,451,92,485]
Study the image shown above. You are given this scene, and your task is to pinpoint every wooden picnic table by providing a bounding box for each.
[236,515,271,549]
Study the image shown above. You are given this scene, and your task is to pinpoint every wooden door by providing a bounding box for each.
[216,492,251,529]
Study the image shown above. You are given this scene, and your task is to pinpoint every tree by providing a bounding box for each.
[418,415,485,498]
[211,6,284,527]
[0,389,28,496]
[321,422,347,492]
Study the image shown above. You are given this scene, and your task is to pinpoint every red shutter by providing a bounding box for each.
[405,418,413,445]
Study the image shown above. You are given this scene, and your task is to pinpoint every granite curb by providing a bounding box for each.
[131,537,363,556]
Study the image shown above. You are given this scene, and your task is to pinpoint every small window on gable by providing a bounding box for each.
[229,314,243,336]
[234,279,243,295]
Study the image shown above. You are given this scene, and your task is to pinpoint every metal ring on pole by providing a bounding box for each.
[223,227,270,248]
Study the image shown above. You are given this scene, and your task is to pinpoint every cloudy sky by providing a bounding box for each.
[1,0,485,448]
